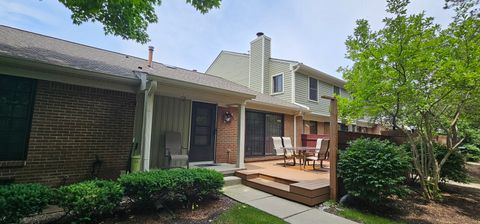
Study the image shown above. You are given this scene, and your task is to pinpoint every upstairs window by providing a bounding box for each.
[334,86,340,95]
[0,75,36,161]
[309,77,318,101]
[272,74,283,94]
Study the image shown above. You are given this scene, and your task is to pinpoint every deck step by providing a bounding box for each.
[237,172,330,206]
[224,176,242,187]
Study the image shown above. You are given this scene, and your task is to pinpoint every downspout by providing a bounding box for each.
[293,111,303,147]
[290,63,300,103]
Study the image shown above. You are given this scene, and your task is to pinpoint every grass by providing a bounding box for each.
[338,207,404,224]
[214,204,287,224]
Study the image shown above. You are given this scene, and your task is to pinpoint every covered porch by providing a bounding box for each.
[235,160,331,206]
[133,73,256,171]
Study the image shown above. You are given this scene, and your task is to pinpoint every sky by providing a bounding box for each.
[0,0,456,79]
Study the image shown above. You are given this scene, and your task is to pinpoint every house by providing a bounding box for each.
[0,26,307,186]
[206,32,382,156]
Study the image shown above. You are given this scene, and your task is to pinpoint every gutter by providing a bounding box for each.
[290,63,300,103]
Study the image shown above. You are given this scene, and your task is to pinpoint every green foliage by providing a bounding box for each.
[58,0,221,43]
[338,0,480,200]
[0,183,52,224]
[214,204,287,224]
[338,138,411,204]
[463,144,480,162]
[57,180,123,222]
[118,168,223,208]
[434,144,469,183]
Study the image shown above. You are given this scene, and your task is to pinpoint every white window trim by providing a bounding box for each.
[271,73,284,95]
[308,76,319,102]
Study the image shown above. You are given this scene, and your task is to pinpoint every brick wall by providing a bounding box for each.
[0,80,136,186]
[215,107,239,164]
[283,115,303,147]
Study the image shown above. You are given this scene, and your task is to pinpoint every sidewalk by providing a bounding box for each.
[223,184,357,224]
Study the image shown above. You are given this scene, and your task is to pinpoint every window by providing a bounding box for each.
[272,74,283,94]
[0,75,36,161]
[309,77,318,101]
[334,86,340,95]
[245,111,284,156]
[304,120,317,134]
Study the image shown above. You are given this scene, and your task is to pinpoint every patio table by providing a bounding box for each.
[283,147,318,169]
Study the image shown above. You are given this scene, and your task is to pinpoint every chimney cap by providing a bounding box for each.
[148,46,154,50]
[256,32,264,37]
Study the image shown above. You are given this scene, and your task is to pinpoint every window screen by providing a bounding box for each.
[309,77,318,101]
[0,75,36,161]
[272,74,283,93]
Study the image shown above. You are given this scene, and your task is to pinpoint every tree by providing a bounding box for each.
[58,0,221,44]
[338,0,480,200]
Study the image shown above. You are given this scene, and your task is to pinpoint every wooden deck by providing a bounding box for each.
[235,160,330,206]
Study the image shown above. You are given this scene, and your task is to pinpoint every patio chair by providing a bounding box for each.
[165,131,189,168]
[304,139,330,170]
[272,137,295,167]
[281,137,301,166]
[306,138,322,166]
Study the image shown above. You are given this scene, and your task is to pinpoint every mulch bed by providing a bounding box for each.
[100,196,237,224]
[327,183,480,224]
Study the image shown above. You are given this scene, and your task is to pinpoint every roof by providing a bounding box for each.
[0,25,257,97]
[252,92,307,111]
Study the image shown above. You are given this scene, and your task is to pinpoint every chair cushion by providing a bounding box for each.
[170,155,189,161]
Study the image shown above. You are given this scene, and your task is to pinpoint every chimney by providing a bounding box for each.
[249,32,271,93]
[148,46,154,67]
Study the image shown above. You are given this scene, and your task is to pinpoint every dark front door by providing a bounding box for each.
[189,102,216,162]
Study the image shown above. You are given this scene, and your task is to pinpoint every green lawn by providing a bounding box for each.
[214,204,287,224]
[338,207,404,224]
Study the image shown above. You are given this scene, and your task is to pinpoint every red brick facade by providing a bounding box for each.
[0,80,136,186]
[215,107,239,164]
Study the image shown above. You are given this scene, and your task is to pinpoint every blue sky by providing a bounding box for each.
[0,0,455,79]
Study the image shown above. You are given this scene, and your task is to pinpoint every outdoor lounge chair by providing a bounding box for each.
[165,131,189,168]
[273,136,295,167]
[281,137,301,166]
[304,139,329,170]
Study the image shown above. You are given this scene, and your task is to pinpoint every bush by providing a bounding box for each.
[57,180,123,222]
[435,144,469,183]
[0,183,52,224]
[338,138,411,204]
[462,144,480,162]
[118,168,224,208]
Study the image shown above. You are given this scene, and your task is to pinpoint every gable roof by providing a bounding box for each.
[0,25,257,97]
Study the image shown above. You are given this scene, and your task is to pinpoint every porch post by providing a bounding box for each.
[322,95,338,201]
[237,101,246,168]
[140,80,157,171]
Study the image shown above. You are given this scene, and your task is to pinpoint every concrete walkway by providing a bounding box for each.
[223,184,357,224]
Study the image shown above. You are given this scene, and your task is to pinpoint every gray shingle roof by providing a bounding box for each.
[0,25,305,111]
[0,25,257,96]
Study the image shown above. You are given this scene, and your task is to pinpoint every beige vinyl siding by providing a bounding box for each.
[150,96,192,168]
[249,40,264,92]
[206,52,249,87]
[268,60,292,102]
[295,72,332,115]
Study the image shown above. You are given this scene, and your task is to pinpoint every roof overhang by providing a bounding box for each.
[0,55,140,93]
[246,100,308,115]
[147,73,256,104]
[296,63,346,87]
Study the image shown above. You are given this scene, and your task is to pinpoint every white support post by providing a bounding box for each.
[237,101,246,169]
[140,80,157,171]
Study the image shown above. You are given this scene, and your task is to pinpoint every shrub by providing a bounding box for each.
[338,138,411,204]
[435,143,469,183]
[0,183,52,224]
[57,180,123,222]
[118,168,224,208]
[462,144,480,162]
